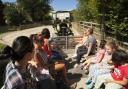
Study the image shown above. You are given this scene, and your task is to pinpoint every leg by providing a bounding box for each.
[105,83,123,89]
[82,58,91,65]
[76,54,83,64]
[94,73,112,89]
[74,44,82,55]
[54,62,69,83]
[38,78,57,89]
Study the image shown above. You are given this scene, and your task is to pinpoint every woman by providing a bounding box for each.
[80,40,106,70]
[30,34,57,89]
[1,36,37,89]
[72,30,87,58]
[41,28,69,85]
[41,28,52,58]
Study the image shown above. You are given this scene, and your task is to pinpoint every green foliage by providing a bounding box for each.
[17,0,52,22]
[74,0,98,22]
[4,3,26,26]
[74,0,128,42]
[0,43,6,51]
[100,0,128,42]
[0,0,5,25]
[3,0,52,26]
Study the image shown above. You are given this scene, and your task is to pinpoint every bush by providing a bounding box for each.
[0,43,9,88]
[0,43,6,51]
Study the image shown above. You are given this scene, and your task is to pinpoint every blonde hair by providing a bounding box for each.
[106,41,118,50]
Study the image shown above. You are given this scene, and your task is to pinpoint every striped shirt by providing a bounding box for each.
[35,49,48,65]
[2,61,37,89]
[30,49,51,81]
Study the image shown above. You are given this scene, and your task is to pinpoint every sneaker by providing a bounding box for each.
[85,79,91,85]
[80,58,86,62]
[83,66,88,70]
[80,64,84,70]
[86,82,94,89]
[85,77,92,84]
[84,69,89,75]
[74,64,79,68]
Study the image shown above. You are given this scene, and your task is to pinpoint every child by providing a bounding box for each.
[94,49,128,89]
[86,41,118,89]
[80,40,106,70]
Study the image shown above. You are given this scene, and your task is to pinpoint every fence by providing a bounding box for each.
[51,36,83,50]
[75,21,128,51]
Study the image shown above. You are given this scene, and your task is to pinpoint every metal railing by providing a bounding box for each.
[79,21,100,30]
[51,36,83,50]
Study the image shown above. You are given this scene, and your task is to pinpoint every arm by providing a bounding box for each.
[86,43,93,56]
[106,77,128,86]
[95,53,105,63]
[99,65,114,69]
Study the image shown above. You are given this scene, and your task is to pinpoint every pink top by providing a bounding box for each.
[91,49,106,63]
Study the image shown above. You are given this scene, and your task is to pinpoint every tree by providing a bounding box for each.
[4,3,26,26]
[0,0,5,25]
[98,0,128,42]
[74,0,128,42]
[74,0,98,22]
[17,0,52,22]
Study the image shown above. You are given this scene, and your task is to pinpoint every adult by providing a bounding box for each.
[30,34,57,89]
[72,30,87,58]
[1,36,37,89]
[41,28,69,85]
[41,28,52,58]
[74,27,97,68]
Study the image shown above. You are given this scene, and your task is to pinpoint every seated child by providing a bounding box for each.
[85,41,118,89]
[94,49,128,89]
[80,40,106,70]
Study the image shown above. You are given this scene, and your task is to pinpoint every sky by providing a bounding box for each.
[2,0,77,11]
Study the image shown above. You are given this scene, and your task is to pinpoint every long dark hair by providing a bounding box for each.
[41,28,50,39]
[31,34,44,45]
[0,36,34,61]
[99,40,106,49]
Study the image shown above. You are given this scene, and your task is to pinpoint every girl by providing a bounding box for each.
[30,34,57,89]
[41,28,70,85]
[41,28,52,58]
[94,49,128,89]
[80,40,106,70]
[86,41,118,89]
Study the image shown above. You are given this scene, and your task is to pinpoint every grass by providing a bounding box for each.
[0,43,9,88]
[0,43,6,51]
